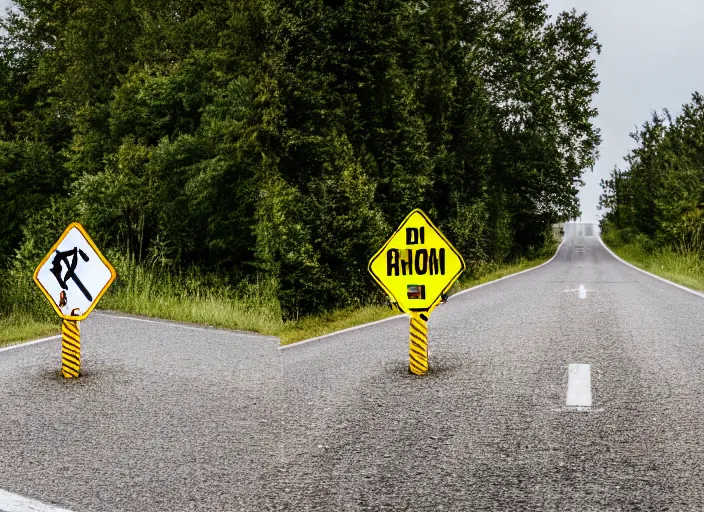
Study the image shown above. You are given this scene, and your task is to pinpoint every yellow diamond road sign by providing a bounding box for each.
[33,222,116,321]
[369,209,466,314]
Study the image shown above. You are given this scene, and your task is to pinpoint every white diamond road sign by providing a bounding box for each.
[33,222,116,321]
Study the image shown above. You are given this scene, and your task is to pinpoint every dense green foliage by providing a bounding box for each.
[600,93,704,254]
[1,0,600,320]
[602,226,704,293]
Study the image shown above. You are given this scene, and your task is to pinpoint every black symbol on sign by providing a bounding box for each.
[406,227,425,245]
[50,247,92,301]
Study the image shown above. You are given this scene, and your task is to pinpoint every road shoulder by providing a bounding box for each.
[598,235,704,299]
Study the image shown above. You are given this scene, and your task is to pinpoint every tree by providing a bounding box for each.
[1,0,603,318]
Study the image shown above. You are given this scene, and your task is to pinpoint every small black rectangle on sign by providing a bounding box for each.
[407,285,425,300]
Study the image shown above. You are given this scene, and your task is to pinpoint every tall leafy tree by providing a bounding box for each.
[602,93,704,253]
[1,0,602,317]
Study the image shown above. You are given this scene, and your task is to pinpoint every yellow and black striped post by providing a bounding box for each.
[60,319,81,378]
[409,311,429,375]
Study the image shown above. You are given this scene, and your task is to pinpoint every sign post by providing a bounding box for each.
[369,209,465,375]
[33,223,116,378]
[60,317,82,378]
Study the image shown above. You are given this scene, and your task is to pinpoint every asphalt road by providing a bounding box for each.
[2,223,704,511]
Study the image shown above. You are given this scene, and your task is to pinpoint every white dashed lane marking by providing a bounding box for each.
[578,284,586,299]
[566,363,592,410]
[562,284,588,299]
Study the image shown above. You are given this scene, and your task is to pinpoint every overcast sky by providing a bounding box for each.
[2,0,703,223]
[547,0,704,222]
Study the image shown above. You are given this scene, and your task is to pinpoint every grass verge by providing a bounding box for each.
[279,240,560,345]
[0,314,58,347]
[2,240,561,347]
[601,230,704,292]
[102,291,284,335]
[99,261,285,335]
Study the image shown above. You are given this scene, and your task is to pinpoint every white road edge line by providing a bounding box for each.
[92,313,276,339]
[451,238,565,298]
[578,284,586,299]
[598,235,704,299]
[281,238,566,350]
[278,314,409,351]
[0,335,60,354]
[0,489,73,512]
[566,363,592,409]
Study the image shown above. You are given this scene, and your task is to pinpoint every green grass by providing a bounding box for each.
[103,242,559,347]
[102,289,284,335]
[100,263,285,335]
[0,313,58,347]
[601,230,704,292]
[2,240,561,347]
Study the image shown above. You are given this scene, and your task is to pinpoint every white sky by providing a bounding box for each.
[547,0,704,222]
[2,0,702,223]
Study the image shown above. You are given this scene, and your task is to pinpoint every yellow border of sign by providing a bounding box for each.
[32,222,117,321]
[368,208,466,313]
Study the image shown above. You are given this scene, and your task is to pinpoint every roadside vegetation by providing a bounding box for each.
[1,1,599,345]
[600,92,704,293]
[109,239,559,346]
[601,228,704,292]
[0,251,57,346]
[1,239,559,347]
[0,315,57,347]
[102,240,560,346]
